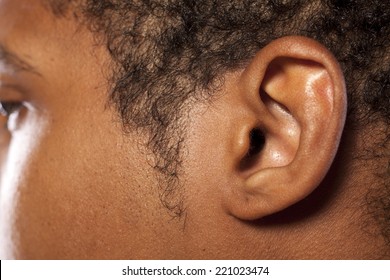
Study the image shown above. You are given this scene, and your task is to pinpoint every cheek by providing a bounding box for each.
[0,115,44,258]
[0,112,143,259]
[0,125,10,167]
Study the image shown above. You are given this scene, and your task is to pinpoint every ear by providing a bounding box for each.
[224,36,347,220]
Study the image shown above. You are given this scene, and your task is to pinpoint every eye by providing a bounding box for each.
[0,101,23,117]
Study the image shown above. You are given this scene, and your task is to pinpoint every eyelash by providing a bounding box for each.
[0,101,23,117]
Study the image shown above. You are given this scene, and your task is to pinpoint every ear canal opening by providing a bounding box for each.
[248,128,265,157]
[238,128,265,172]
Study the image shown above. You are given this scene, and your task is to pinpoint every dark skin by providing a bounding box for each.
[0,0,387,259]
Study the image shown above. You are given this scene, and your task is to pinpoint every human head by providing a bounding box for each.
[0,0,389,259]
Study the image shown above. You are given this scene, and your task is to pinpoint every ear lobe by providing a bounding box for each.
[226,36,347,220]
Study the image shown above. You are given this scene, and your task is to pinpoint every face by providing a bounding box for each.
[1,0,387,260]
[0,0,187,259]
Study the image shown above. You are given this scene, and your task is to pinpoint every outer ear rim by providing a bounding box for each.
[241,36,346,107]
[225,36,347,220]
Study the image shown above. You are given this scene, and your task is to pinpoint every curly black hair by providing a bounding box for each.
[47,0,389,242]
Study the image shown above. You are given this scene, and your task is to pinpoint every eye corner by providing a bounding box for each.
[0,101,23,117]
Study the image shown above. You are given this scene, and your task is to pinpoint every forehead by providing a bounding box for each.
[0,0,63,69]
[0,0,70,15]
[0,0,107,79]
[0,0,51,33]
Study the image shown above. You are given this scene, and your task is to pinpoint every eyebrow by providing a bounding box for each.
[0,43,42,76]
